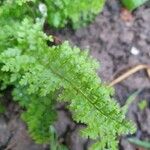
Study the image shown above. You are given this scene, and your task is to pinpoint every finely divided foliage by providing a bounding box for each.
[0,0,134,149]
[44,0,105,28]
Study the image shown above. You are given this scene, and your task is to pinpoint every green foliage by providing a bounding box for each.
[128,138,150,149]
[122,90,141,114]
[44,0,105,28]
[0,102,6,114]
[16,0,35,5]
[1,0,105,29]
[138,100,147,111]
[0,94,6,114]
[0,1,135,149]
[50,126,68,150]
[21,93,57,143]
[122,0,148,11]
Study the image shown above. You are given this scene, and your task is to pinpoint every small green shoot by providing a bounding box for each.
[0,94,6,114]
[128,137,150,149]
[122,0,148,11]
[122,90,141,114]
[0,102,6,114]
[49,126,68,150]
[138,100,147,111]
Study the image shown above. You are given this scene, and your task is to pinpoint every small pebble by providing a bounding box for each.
[130,47,140,55]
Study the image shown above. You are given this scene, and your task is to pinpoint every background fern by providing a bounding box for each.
[0,1,135,149]
[11,0,105,28]
[1,0,105,28]
[44,0,105,28]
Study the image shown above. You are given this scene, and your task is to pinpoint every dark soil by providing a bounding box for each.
[0,0,150,149]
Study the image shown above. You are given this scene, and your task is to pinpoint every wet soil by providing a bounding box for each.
[0,0,150,149]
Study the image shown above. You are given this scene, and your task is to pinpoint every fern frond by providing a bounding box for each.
[0,18,135,149]
[22,93,57,143]
[15,0,35,5]
[12,84,57,143]
[44,0,105,28]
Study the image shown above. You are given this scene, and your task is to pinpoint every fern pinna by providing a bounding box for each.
[0,1,134,150]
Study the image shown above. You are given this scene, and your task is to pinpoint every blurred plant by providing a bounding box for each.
[0,94,6,114]
[122,0,149,11]
[0,102,5,114]
[128,137,150,149]
[43,0,105,28]
[50,126,68,150]
[12,0,106,29]
[122,90,141,113]
[138,100,148,111]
